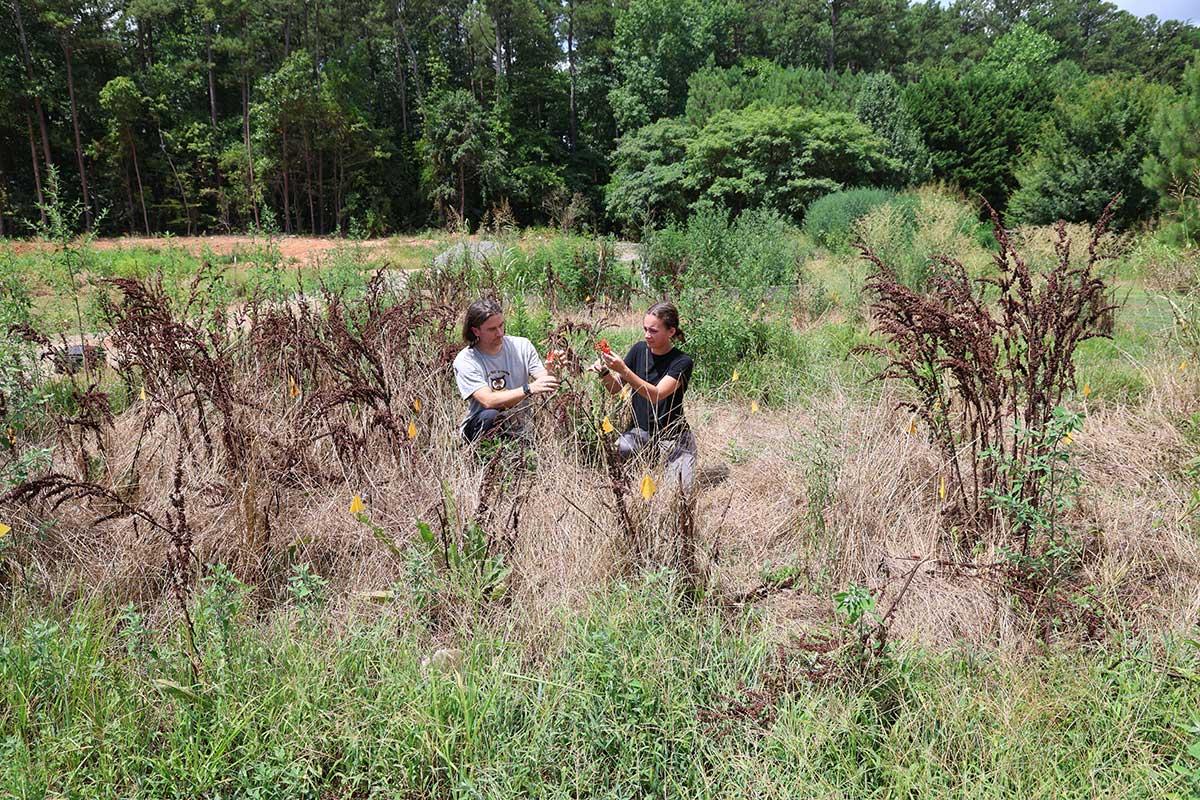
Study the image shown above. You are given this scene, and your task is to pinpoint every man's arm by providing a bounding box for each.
[471,372,561,410]
[469,385,529,411]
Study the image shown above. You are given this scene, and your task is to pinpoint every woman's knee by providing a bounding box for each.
[617,430,647,460]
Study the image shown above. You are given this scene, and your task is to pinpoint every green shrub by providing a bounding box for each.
[852,185,991,289]
[1144,55,1200,247]
[1009,77,1164,229]
[683,105,902,220]
[678,290,807,402]
[503,294,552,346]
[508,237,636,306]
[643,205,801,304]
[802,188,898,250]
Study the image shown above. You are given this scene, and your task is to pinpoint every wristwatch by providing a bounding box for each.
[522,383,531,396]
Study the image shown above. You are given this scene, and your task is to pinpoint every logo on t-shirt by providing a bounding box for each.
[488,370,509,391]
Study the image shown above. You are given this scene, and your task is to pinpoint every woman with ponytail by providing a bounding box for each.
[591,301,697,492]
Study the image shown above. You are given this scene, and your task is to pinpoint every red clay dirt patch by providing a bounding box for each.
[8,235,439,267]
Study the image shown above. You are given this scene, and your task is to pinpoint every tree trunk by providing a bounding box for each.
[242,75,259,227]
[392,14,409,135]
[281,123,292,234]
[130,134,150,236]
[63,42,93,230]
[206,22,218,129]
[303,129,316,233]
[122,159,136,232]
[335,146,343,235]
[25,112,46,226]
[827,0,840,72]
[159,125,194,235]
[12,0,53,173]
[317,149,325,234]
[395,3,424,108]
[457,161,465,221]
[567,0,577,154]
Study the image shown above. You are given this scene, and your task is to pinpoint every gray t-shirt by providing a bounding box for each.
[453,336,544,428]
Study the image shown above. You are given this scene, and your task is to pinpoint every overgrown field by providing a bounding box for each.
[2,185,1200,797]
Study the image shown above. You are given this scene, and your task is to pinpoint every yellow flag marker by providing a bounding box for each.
[750,400,760,414]
[1181,360,1190,372]
[349,495,366,514]
[407,420,418,440]
[1082,383,1092,398]
[640,474,657,502]
[1061,432,1074,446]
[412,397,422,413]
[139,386,147,402]
[584,295,592,303]
[0,523,10,538]
[938,477,947,501]
[601,416,615,434]
[288,376,301,398]
[907,416,918,435]
[731,370,740,383]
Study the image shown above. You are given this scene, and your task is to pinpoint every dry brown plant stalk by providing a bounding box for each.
[858,199,1118,552]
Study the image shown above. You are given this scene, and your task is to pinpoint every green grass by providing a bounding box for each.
[1,576,1198,798]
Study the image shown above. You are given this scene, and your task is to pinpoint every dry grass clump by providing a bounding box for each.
[1012,221,1130,273]
[701,369,1199,649]
[852,183,993,285]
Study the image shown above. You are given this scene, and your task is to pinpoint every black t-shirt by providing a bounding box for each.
[624,341,693,435]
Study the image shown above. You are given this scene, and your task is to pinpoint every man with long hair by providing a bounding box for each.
[453,298,559,442]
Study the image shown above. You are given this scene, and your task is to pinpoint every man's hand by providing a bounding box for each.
[529,374,560,395]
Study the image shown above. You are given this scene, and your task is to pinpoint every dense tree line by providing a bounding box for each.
[0,0,1197,237]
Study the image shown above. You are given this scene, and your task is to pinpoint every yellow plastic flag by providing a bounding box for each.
[349,495,366,514]
[412,397,422,413]
[750,400,760,414]
[731,370,740,383]
[407,420,418,440]
[0,522,10,539]
[640,474,657,502]
[1082,383,1092,398]
[907,416,918,435]
[1181,360,1190,372]
[139,386,147,402]
[938,477,946,501]
[288,376,301,398]
[601,416,615,434]
[1061,432,1074,446]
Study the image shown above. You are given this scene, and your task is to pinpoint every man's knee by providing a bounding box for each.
[464,408,501,442]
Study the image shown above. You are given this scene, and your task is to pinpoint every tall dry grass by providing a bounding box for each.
[1,268,1197,656]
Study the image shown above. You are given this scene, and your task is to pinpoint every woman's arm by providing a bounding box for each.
[588,357,624,395]
[599,350,681,404]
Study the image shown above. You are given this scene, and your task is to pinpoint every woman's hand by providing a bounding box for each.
[600,349,628,377]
